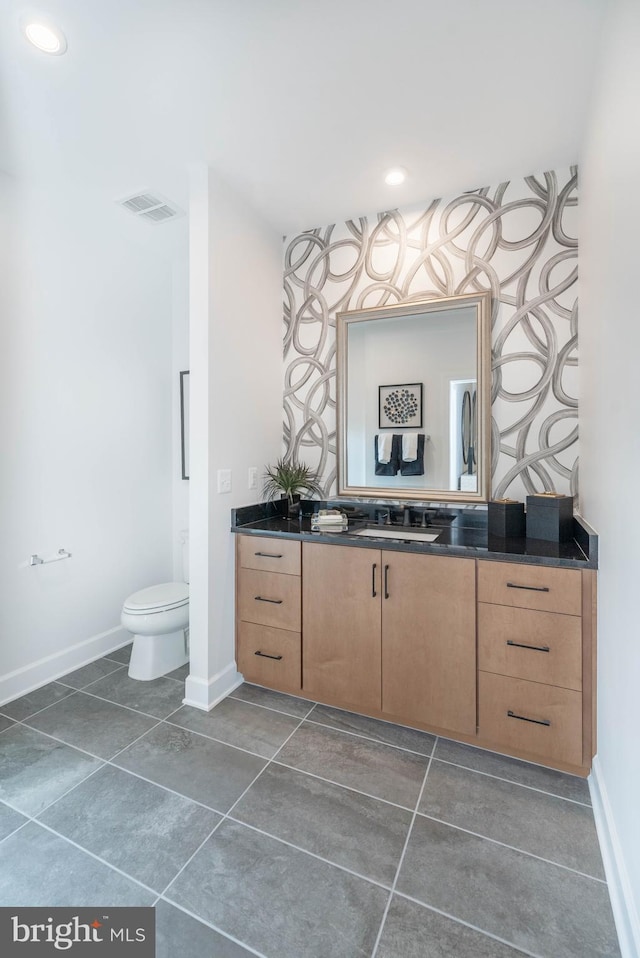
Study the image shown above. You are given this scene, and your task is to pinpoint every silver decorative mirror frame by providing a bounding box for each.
[336,291,492,503]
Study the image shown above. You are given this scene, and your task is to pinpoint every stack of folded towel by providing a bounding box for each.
[311,509,348,532]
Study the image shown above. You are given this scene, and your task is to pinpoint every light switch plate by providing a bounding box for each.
[248,466,258,490]
[217,469,232,494]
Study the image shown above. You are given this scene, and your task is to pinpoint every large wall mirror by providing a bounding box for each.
[336,291,491,503]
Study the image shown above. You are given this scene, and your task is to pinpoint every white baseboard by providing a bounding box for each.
[183,661,243,710]
[590,755,640,958]
[0,626,131,706]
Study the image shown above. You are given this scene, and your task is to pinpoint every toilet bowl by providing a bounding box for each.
[121,532,190,681]
[121,582,189,680]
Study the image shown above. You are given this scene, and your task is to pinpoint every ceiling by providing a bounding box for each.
[0,0,608,235]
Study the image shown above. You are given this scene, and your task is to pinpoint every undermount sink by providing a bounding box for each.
[351,527,441,543]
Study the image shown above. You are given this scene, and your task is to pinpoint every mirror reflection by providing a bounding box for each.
[337,292,491,503]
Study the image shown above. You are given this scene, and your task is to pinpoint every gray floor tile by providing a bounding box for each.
[156,900,255,958]
[1,682,75,721]
[276,722,429,808]
[83,670,185,719]
[0,801,28,841]
[435,737,591,804]
[113,722,266,813]
[0,714,15,733]
[0,821,154,906]
[309,704,436,756]
[230,682,314,718]
[169,698,300,758]
[24,691,157,759]
[39,764,220,893]
[167,819,388,958]
[166,663,190,681]
[421,760,604,878]
[233,762,412,885]
[57,657,125,689]
[0,724,102,816]
[104,644,133,665]
[377,895,527,958]
[397,816,621,958]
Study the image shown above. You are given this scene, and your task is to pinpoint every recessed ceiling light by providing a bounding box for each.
[22,18,67,55]
[384,167,407,186]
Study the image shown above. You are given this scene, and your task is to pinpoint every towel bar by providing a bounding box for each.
[30,549,72,566]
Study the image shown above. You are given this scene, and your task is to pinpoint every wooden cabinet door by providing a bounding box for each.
[302,542,382,712]
[382,551,476,735]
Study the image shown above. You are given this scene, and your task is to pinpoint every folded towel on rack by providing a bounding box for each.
[402,433,419,462]
[375,434,400,476]
[400,434,425,476]
[377,433,393,464]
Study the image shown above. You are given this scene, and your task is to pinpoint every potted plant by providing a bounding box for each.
[262,457,323,516]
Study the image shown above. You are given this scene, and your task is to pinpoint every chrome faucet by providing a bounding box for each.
[376,509,391,525]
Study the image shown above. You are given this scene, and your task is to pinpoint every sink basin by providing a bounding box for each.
[351,527,440,543]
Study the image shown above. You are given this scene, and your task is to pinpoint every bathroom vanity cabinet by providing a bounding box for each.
[476,560,596,770]
[234,528,597,776]
[302,543,476,736]
[236,535,302,694]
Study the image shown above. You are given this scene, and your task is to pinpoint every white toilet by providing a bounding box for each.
[121,532,189,681]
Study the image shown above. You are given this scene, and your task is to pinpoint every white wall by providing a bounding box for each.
[186,167,283,710]
[580,1,640,954]
[0,175,180,702]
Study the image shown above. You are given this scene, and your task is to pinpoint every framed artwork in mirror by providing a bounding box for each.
[378,382,423,429]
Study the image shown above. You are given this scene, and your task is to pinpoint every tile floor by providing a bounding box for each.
[0,646,621,958]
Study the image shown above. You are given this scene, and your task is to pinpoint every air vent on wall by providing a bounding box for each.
[117,190,183,224]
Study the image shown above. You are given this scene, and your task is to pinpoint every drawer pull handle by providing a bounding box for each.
[506,582,550,593]
[254,596,283,604]
[384,564,390,600]
[255,551,283,558]
[507,640,551,653]
[372,563,377,597]
[255,650,283,661]
[507,709,551,727]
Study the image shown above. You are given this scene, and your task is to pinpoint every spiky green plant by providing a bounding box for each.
[262,458,323,503]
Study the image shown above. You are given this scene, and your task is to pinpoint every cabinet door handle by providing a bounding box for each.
[254,596,283,604]
[255,551,283,558]
[254,650,283,661]
[372,563,377,598]
[506,582,550,593]
[507,709,551,727]
[384,564,390,599]
[506,640,551,653]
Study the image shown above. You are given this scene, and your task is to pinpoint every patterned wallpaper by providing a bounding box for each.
[283,168,578,502]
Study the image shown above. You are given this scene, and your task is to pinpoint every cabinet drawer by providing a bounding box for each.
[478,603,582,691]
[478,671,583,767]
[238,535,301,575]
[237,569,301,631]
[237,622,301,693]
[477,561,581,615]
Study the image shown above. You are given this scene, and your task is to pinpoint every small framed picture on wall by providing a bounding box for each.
[378,382,423,429]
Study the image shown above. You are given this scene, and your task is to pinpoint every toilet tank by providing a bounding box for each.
[179,530,189,583]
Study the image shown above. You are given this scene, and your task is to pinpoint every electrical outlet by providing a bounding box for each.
[217,469,232,494]
[248,466,258,490]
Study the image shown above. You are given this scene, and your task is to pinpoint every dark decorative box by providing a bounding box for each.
[526,493,574,542]
[488,499,525,538]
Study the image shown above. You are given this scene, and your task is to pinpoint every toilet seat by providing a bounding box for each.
[123,582,189,615]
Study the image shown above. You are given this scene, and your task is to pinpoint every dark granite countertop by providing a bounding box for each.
[231,500,598,570]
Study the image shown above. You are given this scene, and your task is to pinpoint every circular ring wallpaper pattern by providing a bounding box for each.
[283,168,578,502]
